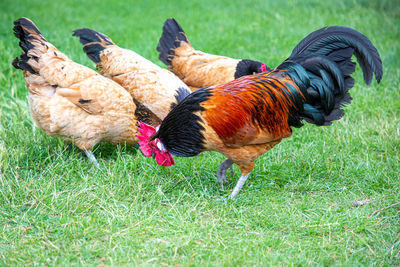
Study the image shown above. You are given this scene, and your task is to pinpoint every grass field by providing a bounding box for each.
[0,0,399,265]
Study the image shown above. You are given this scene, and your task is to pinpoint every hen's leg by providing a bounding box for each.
[217,159,233,189]
[84,149,99,167]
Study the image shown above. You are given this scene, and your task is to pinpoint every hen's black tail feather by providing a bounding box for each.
[12,17,47,74]
[73,28,114,63]
[290,26,383,84]
[157,18,190,67]
[12,53,36,74]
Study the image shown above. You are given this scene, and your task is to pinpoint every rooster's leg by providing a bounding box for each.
[84,149,99,167]
[217,159,233,189]
[228,173,251,199]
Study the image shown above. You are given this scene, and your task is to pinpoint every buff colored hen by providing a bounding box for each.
[12,18,161,165]
[73,28,191,120]
[157,18,269,92]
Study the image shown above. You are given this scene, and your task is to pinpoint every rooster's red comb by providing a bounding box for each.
[136,121,174,167]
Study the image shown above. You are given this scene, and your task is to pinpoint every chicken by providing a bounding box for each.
[12,18,162,166]
[139,26,383,198]
[73,28,191,120]
[157,18,270,91]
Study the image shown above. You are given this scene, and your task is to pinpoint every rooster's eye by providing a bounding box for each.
[156,139,166,152]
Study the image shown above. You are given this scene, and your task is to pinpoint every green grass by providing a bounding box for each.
[1,0,399,265]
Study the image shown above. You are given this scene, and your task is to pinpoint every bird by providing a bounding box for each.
[73,28,191,120]
[157,18,270,92]
[138,25,383,199]
[12,17,164,166]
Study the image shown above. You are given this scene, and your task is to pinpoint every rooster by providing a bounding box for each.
[12,18,165,166]
[157,18,270,91]
[139,25,382,198]
[73,28,191,119]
